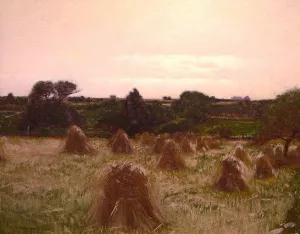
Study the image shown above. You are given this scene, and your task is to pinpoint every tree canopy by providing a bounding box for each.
[259,87,300,155]
[172,91,212,123]
[19,80,83,135]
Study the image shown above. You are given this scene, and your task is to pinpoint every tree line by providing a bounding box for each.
[1,80,300,153]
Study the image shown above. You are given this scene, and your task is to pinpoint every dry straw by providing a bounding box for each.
[286,145,300,166]
[196,137,209,152]
[268,144,286,168]
[62,125,95,155]
[214,157,249,192]
[254,153,276,179]
[205,138,221,150]
[0,137,7,162]
[153,135,167,154]
[111,129,133,154]
[156,139,186,170]
[181,137,195,154]
[233,145,252,166]
[171,132,185,144]
[88,162,166,232]
[140,132,155,146]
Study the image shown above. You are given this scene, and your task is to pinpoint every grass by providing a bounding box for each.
[197,119,261,136]
[0,137,296,233]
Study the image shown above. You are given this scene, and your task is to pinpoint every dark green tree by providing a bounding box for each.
[172,91,212,123]
[5,92,15,104]
[19,80,83,135]
[259,88,300,156]
[54,80,79,102]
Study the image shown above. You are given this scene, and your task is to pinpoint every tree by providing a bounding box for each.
[5,92,15,104]
[124,88,145,125]
[163,96,172,100]
[259,88,300,156]
[28,81,55,105]
[19,80,83,135]
[54,80,79,102]
[172,91,212,123]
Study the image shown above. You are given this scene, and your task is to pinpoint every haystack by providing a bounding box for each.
[153,135,166,154]
[214,157,249,192]
[196,137,209,152]
[172,132,185,144]
[286,145,300,166]
[156,139,186,170]
[88,162,166,232]
[254,153,276,179]
[111,130,133,154]
[133,133,141,142]
[185,131,196,142]
[0,137,7,162]
[181,137,195,154]
[63,125,95,155]
[271,145,286,168]
[205,138,221,150]
[140,132,155,146]
[107,129,126,147]
[233,145,252,166]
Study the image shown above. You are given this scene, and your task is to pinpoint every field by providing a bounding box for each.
[0,137,296,234]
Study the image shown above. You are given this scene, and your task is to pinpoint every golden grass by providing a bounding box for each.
[0,137,296,234]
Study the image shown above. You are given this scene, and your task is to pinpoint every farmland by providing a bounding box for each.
[0,137,297,233]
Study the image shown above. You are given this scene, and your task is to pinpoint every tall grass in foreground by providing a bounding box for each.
[0,137,296,233]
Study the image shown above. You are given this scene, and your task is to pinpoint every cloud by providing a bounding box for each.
[115,54,243,79]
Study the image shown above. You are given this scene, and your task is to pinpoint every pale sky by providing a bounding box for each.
[0,0,300,99]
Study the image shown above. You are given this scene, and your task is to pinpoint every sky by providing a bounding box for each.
[0,0,300,100]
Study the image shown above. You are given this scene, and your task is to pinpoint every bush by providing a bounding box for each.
[155,118,192,134]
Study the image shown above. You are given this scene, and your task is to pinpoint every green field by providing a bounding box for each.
[196,119,260,137]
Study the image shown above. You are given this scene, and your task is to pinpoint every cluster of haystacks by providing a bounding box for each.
[88,162,166,232]
[111,129,133,154]
[140,132,156,146]
[214,157,249,192]
[63,125,95,155]
[153,135,167,154]
[254,153,276,179]
[0,137,7,162]
[196,137,209,152]
[156,139,186,171]
[233,145,252,166]
[181,137,195,154]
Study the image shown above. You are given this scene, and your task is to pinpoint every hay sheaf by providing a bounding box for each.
[140,132,156,146]
[286,145,300,166]
[270,145,287,168]
[171,132,185,144]
[214,157,249,192]
[111,130,133,154]
[0,137,7,162]
[181,137,195,154]
[233,145,252,166]
[63,125,95,155]
[205,138,221,150]
[254,153,276,179]
[153,135,167,154]
[196,137,209,152]
[156,139,186,170]
[88,162,166,232]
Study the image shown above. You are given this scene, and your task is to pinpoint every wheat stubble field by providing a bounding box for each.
[0,137,296,234]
